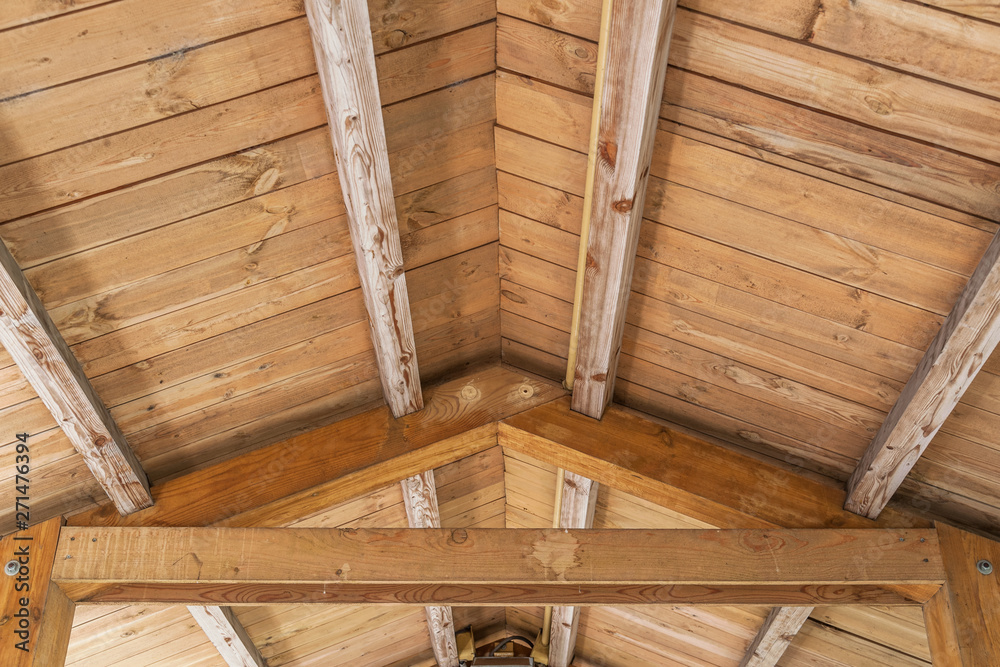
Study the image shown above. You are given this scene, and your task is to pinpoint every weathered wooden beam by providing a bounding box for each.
[401,471,459,667]
[923,523,1000,665]
[739,606,813,667]
[304,0,422,417]
[187,605,266,667]
[548,471,599,667]
[0,241,151,514]
[570,0,679,418]
[51,527,942,606]
[67,366,563,530]
[0,518,74,667]
[846,231,1000,518]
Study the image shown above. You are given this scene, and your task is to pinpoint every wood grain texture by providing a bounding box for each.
[52,527,943,605]
[0,518,74,667]
[739,606,813,667]
[930,523,1000,666]
[401,471,460,667]
[67,366,562,529]
[549,471,599,667]
[305,0,422,417]
[187,605,266,667]
[571,0,678,418]
[846,230,1000,519]
[0,240,151,515]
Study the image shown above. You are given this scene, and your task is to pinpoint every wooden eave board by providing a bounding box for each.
[494,0,1000,536]
[0,0,500,526]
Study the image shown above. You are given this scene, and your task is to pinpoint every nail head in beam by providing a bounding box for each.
[846,229,1000,518]
[571,0,680,419]
[0,241,151,514]
[304,0,422,417]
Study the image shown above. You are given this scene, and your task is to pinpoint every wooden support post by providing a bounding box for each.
[0,518,74,667]
[0,241,151,515]
[52,527,943,606]
[923,523,1000,666]
[304,0,422,417]
[570,0,679,419]
[548,471,599,667]
[188,606,266,667]
[739,606,813,667]
[846,230,1000,518]
[401,471,459,667]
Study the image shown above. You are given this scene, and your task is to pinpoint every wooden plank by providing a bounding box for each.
[571,0,678,417]
[305,0,421,417]
[67,365,563,529]
[0,240,151,515]
[927,523,1000,666]
[187,605,266,667]
[52,527,943,605]
[0,518,75,667]
[549,471,599,667]
[739,606,813,667]
[846,231,1000,518]
[400,471,460,667]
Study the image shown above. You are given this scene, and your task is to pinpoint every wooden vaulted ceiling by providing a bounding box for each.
[2,0,1000,665]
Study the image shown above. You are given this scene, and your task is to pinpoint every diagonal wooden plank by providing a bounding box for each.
[187,605,266,667]
[305,0,422,417]
[738,606,813,667]
[401,471,460,667]
[0,240,151,515]
[569,0,679,418]
[846,230,1000,518]
[548,471,599,667]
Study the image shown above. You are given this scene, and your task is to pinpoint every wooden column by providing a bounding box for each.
[846,230,1000,518]
[548,471,599,667]
[571,0,679,419]
[0,518,74,667]
[188,606,266,667]
[924,523,1000,666]
[52,527,943,606]
[739,606,813,667]
[0,240,151,515]
[304,0,422,417]
[401,471,459,667]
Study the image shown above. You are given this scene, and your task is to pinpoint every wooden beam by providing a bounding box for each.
[304,0,422,417]
[401,471,459,667]
[0,518,74,667]
[738,606,813,667]
[548,471,599,667]
[51,527,943,606]
[570,0,679,418]
[187,605,266,667]
[67,365,563,530]
[501,398,928,532]
[846,231,1000,518]
[0,240,151,514]
[923,523,1000,665]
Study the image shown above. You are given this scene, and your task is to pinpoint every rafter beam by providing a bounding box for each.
[0,518,74,667]
[401,471,459,667]
[0,240,151,515]
[548,471,599,667]
[51,527,942,606]
[304,0,421,417]
[846,230,1000,518]
[187,606,266,667]
[739,606,813,667]
[570,0,679,419]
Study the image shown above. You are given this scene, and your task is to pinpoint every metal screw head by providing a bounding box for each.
[4,560,18,576]
[978,559,994,575]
